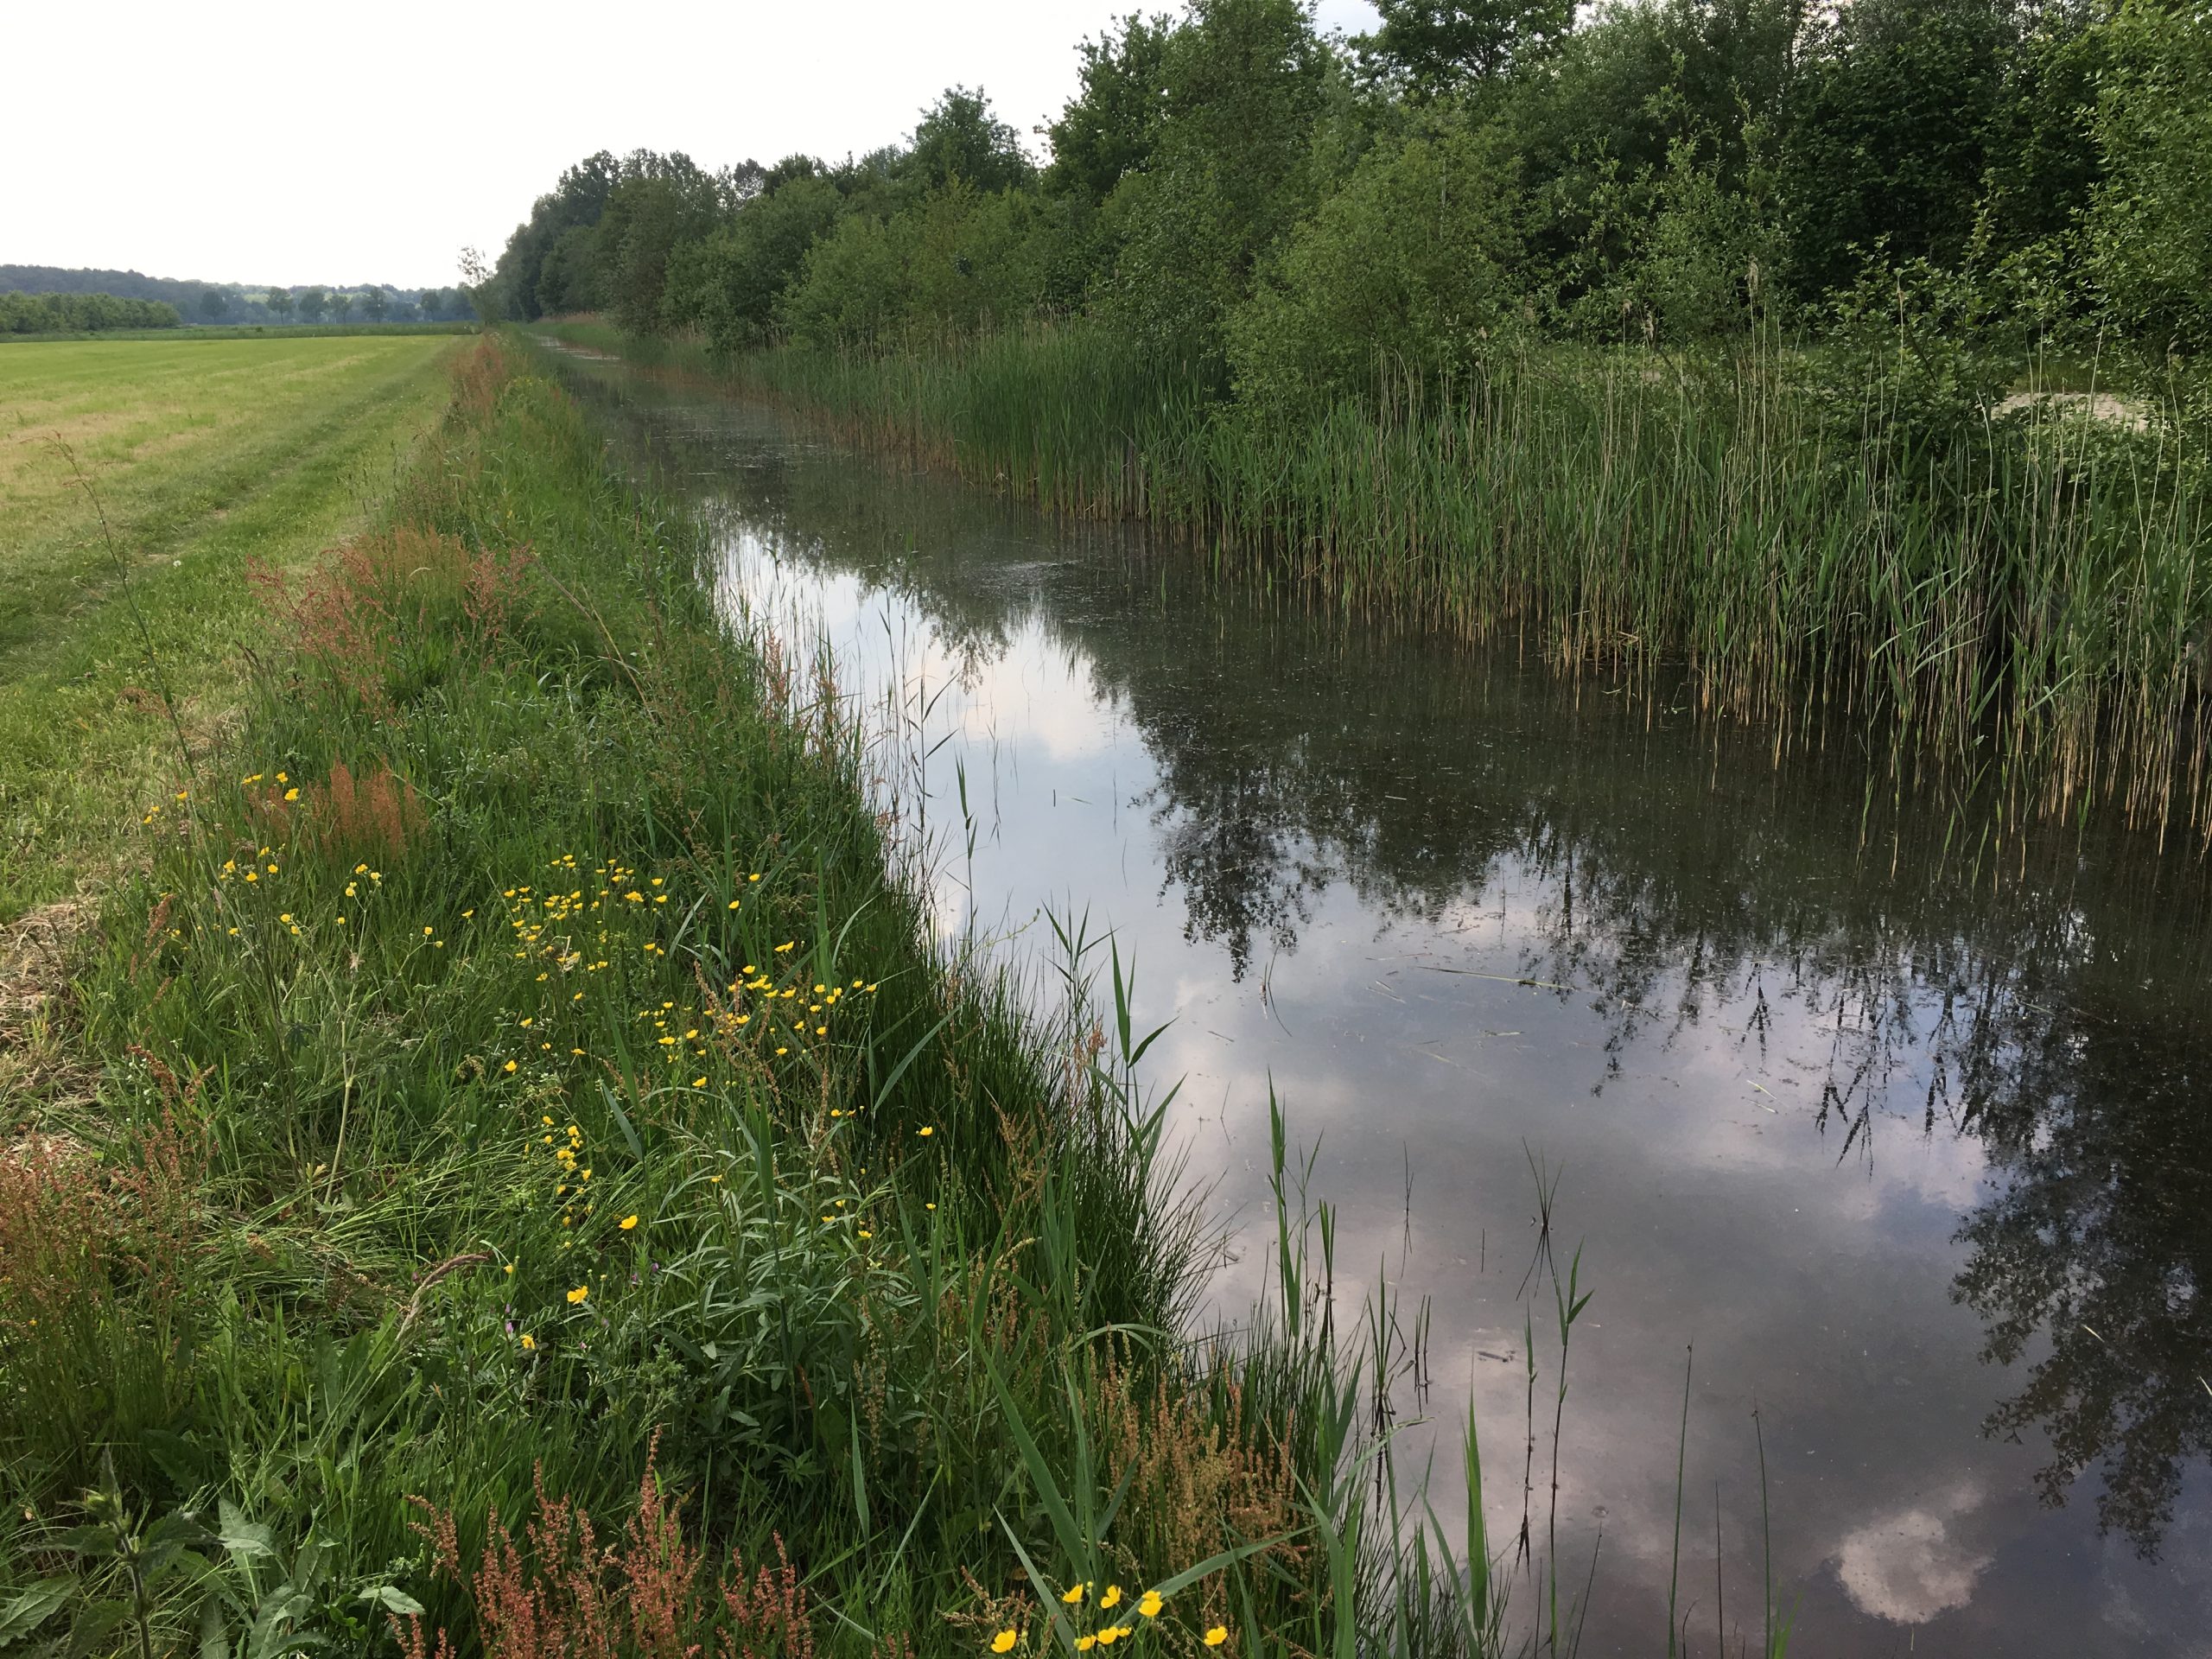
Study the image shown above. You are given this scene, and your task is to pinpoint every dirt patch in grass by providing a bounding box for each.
[0,899,95,1118]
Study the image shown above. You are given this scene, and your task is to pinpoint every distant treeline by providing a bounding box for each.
[1,292,181,333]
[0,266,475,327]
[487,0,2211,373]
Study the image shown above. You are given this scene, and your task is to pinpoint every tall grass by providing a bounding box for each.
[553,317,2212,846]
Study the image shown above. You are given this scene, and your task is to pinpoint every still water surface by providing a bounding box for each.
[560,353,2212,1656]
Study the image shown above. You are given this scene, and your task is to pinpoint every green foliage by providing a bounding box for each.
[1779,0,2020,296]
[592,151,737,335]
[779,185,1062,351]
[1098,0,1335,350]
[661,175,846,353]
[902,86,1036,194]
[0,292,181,333]
[1044,14,1176,202]
[2087,0,2212,354]
[1357,0,1574,92]
[1226,107,1528,406]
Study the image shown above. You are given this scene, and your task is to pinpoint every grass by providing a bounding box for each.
[0,334,458,918]
[550,316,2212,849]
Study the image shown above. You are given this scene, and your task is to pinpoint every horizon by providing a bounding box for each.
[9,0,1378,293]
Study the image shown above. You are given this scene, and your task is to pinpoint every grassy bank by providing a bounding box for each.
[0,334,460,920]
[537,317,2212,847]
[0,336,1451,1658]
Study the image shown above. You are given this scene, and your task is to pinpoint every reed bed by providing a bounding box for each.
[551,317,2212,846]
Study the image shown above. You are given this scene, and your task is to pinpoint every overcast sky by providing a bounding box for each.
[10,0,1381,291]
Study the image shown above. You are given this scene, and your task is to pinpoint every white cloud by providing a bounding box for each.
[1834,1485,1993,1624]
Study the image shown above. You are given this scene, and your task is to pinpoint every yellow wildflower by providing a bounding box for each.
[566,1285,588,1304]
[1205,1629,1228,1648]
[620,1215,639,1230]
[990,1633,1018,1655]
[1138,1592,1162,1618]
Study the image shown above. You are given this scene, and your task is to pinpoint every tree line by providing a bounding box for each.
[253,285,473,324]
[0,292,182,334]
[2,268,476,329]
[486,0,2212,388]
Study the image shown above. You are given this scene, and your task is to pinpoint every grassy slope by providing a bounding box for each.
[0,335,457,916]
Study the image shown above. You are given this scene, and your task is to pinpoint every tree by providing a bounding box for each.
[265,287,295,322]
[1228,107,1528,404]
[1781,0,2018,297]
[779,181,1057,349]
[1046,13,1176,202]
[589,152,728,334]
[197,287,230,321]
[659,173,846,350]
[327,290,354,322]
[903,86,1036,194]
[2087,0,2212,353]
[488,149,623,320]
[1100,0,1335,348]
[296,285,327,322]
[362,285,389,322]
[1357,0,1575,92]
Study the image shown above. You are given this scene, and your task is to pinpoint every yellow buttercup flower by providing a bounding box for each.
[1074,1640,1096,1655]
[1061,1585,1087,1607]
[1205,1629,1228,1648]
[990,1632,1018,1655]
[520,1333,536,1351]
[1099,1587,1122,1611]
[566,1285,589,1304]
[619,1214,639,1230]
[1137,1592,1162,1618]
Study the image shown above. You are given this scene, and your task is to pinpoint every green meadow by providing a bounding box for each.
[0,334,456,917]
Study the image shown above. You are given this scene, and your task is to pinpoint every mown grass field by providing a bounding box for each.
[0,334,457,918]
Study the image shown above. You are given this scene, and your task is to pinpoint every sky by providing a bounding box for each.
[9,0,1381,292]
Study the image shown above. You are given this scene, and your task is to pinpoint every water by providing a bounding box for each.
[557,353,2212,1656]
